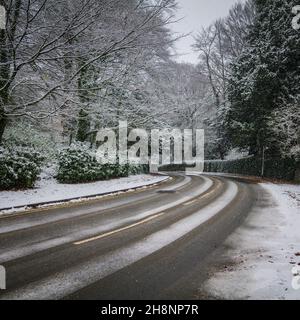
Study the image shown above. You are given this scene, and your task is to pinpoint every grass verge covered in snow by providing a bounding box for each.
[0,174,168,213]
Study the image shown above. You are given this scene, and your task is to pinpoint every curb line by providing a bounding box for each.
[0,175,171,217]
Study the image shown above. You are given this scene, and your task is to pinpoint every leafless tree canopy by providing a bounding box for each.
[0,0,178,141]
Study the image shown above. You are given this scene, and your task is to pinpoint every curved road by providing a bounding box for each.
[0,173,258,300]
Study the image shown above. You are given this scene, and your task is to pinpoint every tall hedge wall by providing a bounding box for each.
[160,157,298,181]
[204,157,297,181]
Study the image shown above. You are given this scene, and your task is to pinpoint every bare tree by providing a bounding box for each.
[193,0,255,107]
[0,0,177,142]
[192,0,255,159]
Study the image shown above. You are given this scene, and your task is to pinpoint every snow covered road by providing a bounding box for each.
[0,173,255,300]
[0,173,299,300]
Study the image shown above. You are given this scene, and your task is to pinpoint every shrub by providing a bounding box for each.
[56,144,149,184]
[0,146,44,190]
[128,164,149,175]
[3,122,58,161]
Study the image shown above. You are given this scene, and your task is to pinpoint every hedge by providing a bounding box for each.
[160,157,298,181]
[204,157,297,181]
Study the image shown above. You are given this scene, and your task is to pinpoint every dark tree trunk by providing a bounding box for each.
[0,2,8,144]
[0,111,7,143]
[0,0,22,143]
[295,168,300,183]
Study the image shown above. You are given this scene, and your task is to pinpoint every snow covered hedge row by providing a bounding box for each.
[56,145,148,184]
[205,157,297,181]
[160,157,298,181]
[0,146,44,190]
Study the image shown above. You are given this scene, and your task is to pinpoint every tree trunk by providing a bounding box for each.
[0,109,7,143]
[0,91,8,144]
[0,0,23,144]
[295,168,300,183]
[0,1,9,144]
[0,88,9,144]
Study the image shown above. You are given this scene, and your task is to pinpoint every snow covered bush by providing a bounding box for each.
[56,144,148,184]
[128,164,149,175]
[3,122,58,161]
[0,146,44,190]
[57,145,104,183]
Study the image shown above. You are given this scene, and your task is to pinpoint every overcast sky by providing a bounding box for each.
[170,0,243,64]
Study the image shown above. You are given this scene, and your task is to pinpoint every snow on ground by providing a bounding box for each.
[202,182,300,300]
[0,174,169,214]
[263,183,300,210]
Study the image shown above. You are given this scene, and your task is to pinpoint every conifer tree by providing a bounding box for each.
[226,0,300,156]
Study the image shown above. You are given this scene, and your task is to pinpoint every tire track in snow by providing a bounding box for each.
[0,178,239,300]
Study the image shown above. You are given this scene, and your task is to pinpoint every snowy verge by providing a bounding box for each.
[262,183,300,210]
[202,182,300,300]
[0,174,169,215]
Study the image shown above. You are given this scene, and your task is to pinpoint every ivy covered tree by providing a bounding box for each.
[225,0,300,157]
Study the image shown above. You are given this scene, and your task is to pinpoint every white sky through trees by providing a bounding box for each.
[171,0,245,64]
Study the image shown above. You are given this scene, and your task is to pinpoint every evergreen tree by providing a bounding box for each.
[226,0,300,156]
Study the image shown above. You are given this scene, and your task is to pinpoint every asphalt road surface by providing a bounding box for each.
[0,173,259,300]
